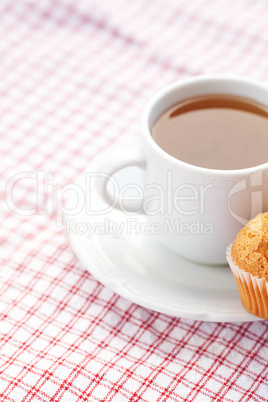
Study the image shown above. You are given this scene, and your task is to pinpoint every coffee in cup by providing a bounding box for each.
[151,94,268,170]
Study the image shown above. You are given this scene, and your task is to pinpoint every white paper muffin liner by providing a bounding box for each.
[226,244,268,319]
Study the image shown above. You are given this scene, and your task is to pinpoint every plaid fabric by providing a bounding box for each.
[1,0,268,401]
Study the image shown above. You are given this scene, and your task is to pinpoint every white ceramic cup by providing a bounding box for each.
[93,75,268,265]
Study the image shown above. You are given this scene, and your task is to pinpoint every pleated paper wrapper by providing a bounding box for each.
[226,244,268,320]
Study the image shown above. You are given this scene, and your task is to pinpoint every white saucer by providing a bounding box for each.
[66,145,260,322]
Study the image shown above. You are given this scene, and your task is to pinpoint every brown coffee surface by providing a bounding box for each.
[151,95,268,170]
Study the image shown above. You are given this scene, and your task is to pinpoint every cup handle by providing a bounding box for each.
[92,144,146,213]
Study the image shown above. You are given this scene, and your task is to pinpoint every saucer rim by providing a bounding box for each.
[68,227,260,322]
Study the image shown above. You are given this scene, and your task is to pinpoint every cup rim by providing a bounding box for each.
[141,74,268,176]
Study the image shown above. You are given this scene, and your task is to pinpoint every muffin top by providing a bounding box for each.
[231,212,268,278]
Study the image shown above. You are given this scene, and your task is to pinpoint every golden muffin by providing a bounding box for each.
[226,212,268,319]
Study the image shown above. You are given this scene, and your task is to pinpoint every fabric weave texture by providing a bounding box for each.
[1,0,268,401]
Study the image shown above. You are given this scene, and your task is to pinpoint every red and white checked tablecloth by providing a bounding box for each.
[1,0,268,401]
